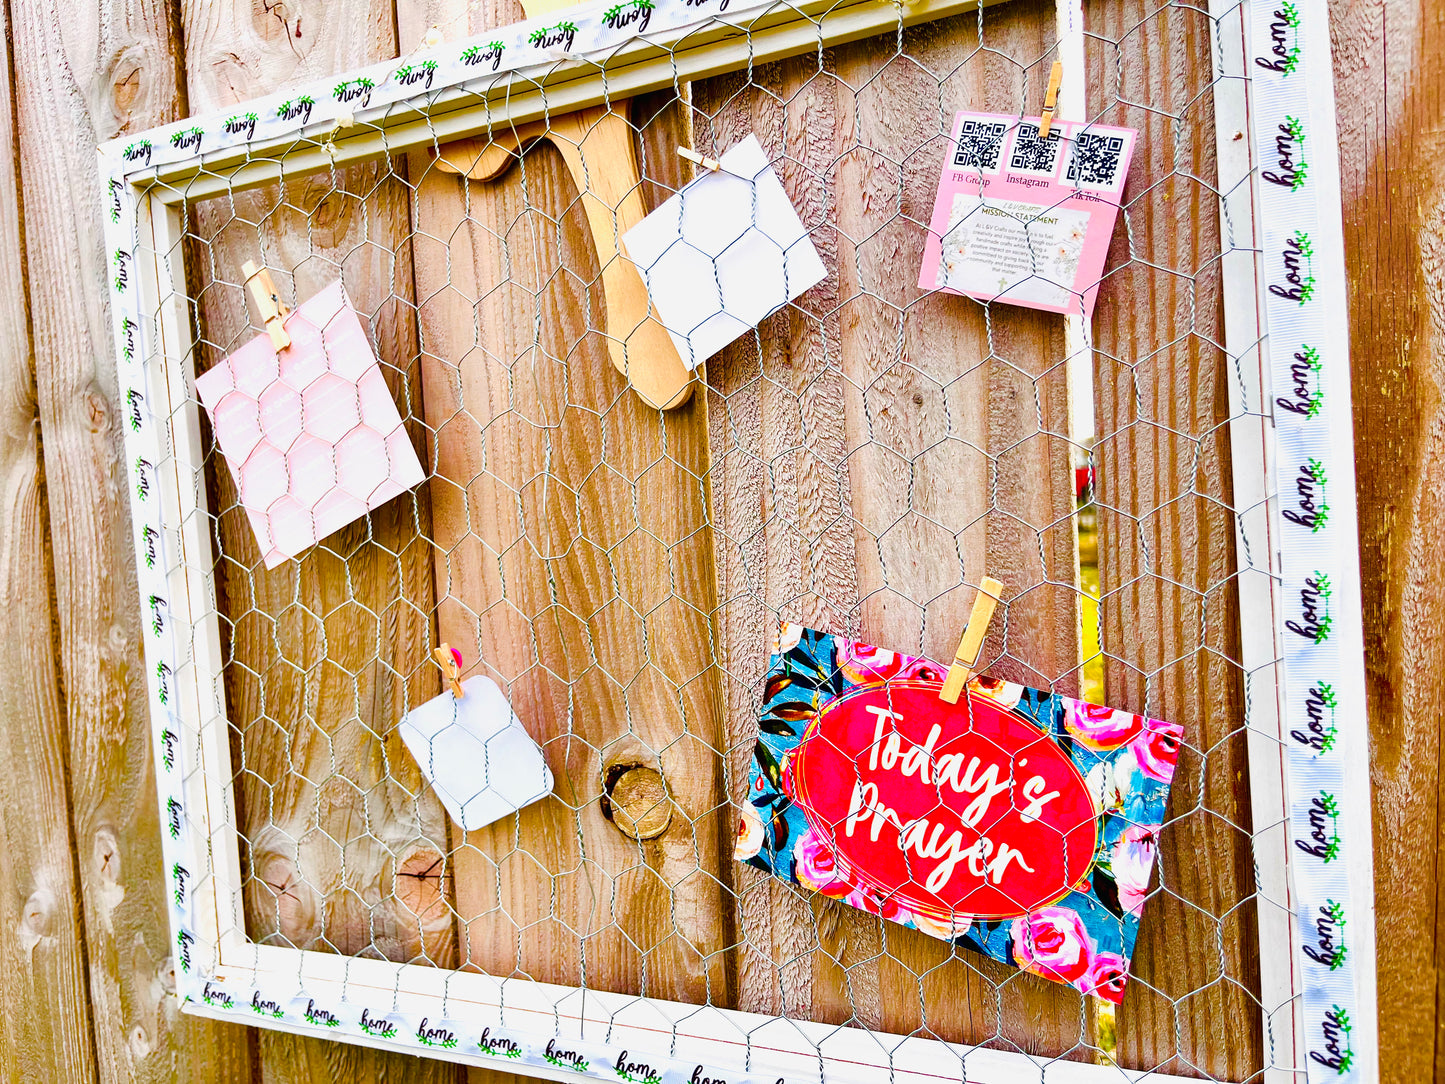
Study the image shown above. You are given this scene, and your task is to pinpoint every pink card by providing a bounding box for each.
[195,280,425,568]
[917,113,1137,319]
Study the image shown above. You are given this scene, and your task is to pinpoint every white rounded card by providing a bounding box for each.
[397,675,553,831]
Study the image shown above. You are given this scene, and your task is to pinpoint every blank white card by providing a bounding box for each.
[397,676,552,832]
[622,134,827,370]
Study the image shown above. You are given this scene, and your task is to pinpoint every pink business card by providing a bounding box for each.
[917,113,1137,319]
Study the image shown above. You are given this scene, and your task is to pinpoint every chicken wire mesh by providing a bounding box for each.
[159,0,1270,1077]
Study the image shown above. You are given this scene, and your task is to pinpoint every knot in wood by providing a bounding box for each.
[128,1024,151,1058]
[395,848,448,924]
[87,388,109,433]
[255,852,317,939]
[21,889,52,937]
[110,60,145,120]
[601,763,672,840]
[94,827,121,883]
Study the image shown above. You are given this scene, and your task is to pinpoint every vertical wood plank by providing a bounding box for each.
[0,3,100,1080]
[178,1,458,1081]
[1328,0,1445,1079]
[7,0,255,1078]
[1085,0,1259,1077]
[697,50,861,1030]
[397,9,734,1084]
[699,0,1086,1057]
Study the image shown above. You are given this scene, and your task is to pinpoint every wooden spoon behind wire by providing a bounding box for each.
[429,8,693,410]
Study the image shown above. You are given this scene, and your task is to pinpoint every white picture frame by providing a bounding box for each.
[97,0,1378,1079]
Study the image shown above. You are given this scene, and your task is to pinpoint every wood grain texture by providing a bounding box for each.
[0,4,100,1081]
[1,0,1435,1079]
[6,0,254,1078]
[698,0,1086,1056]
[1327,0,1445,1080]
[1084,0,1258,1077]
[178,2,457,1081]
[398,10,734,1082]
[695,48,859,1031]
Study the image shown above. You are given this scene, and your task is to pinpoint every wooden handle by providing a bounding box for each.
[431,107,694,410]
[939,576,1004,703]
[429,122,548,182]
[548,107,693,409]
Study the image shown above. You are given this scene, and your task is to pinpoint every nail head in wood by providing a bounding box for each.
[939,576,1004,703]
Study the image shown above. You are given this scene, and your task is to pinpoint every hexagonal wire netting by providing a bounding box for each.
[172,0,1271,1078]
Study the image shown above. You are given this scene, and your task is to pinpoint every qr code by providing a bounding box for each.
[952,119,1008,172]
[1008,122,1062,175]
[1066,131,1127,188]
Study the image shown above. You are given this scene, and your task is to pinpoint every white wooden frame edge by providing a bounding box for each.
[92,0,1359,1078]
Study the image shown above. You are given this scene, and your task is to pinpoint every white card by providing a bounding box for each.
[622,134,827,369]
[397,676,553,832]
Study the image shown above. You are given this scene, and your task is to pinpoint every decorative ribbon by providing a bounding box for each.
[1250,0,1376,1078]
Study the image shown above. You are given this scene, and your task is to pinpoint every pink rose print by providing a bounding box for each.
[1063,699,1145,751]
[844,883,916,926]
[837,638,910,685]
[1077,952,1130,1004]
[900,656,949,684]
[1010,907,1095,984]
[911,910,975,941]
[1128,718,1184,782]
[971,674,1024,709]
[1110,824,1160,915]
[735,801,765,860]
[793,829,852,897]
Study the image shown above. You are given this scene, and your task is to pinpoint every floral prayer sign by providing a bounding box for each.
[736,624,1182,1003]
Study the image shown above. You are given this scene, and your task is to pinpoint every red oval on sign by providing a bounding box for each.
[790,681,1097,921]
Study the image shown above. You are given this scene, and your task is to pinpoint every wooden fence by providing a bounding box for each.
[0,0,1435,1081]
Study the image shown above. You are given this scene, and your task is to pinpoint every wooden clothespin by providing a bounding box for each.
[433,643,465,699]
[939,577,1004,704]
[1038,61,1064,140]
[241,260,291,351]
[677,146,722,173]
